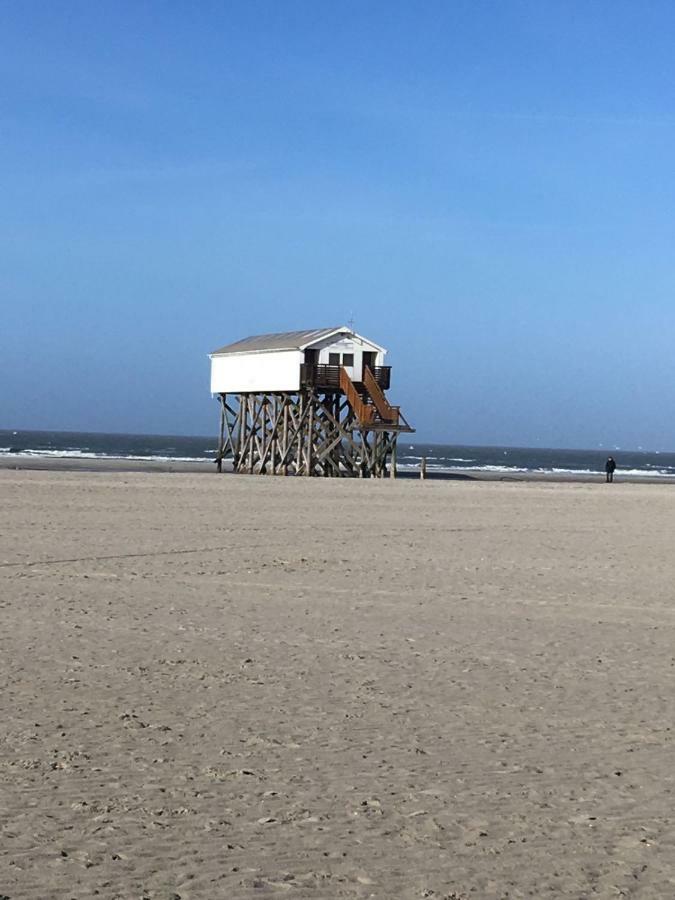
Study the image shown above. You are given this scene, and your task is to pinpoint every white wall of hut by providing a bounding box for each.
[210,349,303,394]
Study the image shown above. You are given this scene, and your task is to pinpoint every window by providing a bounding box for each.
[342,353,354,366]
[329,353,340,366]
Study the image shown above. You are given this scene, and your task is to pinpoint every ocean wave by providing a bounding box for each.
[4,438,675,479]
[399,456,476,463]
[0,448,212,464]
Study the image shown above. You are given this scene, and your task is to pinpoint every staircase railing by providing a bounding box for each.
[363,366,400,425]
[339,367,376,426]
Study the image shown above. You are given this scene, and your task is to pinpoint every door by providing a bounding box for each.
[304,349,319,383]
[362,351,376,380]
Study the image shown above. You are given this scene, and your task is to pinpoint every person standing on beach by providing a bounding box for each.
[605,456,616,483]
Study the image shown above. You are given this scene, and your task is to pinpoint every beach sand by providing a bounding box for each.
[2,469,675,899]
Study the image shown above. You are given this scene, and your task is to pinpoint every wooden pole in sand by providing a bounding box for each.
[248,397,256,474]
[271,395,278,475]
[217,394,225,473]
[390,436,397,479]
[282,398,289,475]
[261,397,268,474]
[234,394,244,471]
[297,393,304,475]
[420,456,427,480]
[306,392,314,476]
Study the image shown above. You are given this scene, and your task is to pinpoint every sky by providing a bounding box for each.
[2,1,675,448]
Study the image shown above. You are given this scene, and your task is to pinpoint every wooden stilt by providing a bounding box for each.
[261,397,268,473]
[296,394,304,475]
[282,399,289,475]
[248,397,256,474]
[217,393,225,472]
[306,391,314,476]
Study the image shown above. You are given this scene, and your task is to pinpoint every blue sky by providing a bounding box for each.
[3,1,675,447]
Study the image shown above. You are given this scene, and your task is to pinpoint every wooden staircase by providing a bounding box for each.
[363,366,400,425]
[339,367,376,426]
[339,366,405,429]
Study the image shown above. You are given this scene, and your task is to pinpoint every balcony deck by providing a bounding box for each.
[301,364,391,391]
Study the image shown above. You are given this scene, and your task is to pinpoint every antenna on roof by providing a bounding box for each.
[348,311,355,332]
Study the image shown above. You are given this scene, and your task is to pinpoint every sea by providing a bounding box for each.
[2,429,675,479]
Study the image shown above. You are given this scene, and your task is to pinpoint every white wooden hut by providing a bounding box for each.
[209,326,412,478]
[210,326,386,394]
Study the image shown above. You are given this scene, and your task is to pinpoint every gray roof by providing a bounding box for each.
[211,327,347,356]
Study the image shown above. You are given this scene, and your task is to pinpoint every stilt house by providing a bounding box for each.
[209,326,412,477]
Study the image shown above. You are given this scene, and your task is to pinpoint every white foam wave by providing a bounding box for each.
[0,448,212,464]
[4,446,675,478]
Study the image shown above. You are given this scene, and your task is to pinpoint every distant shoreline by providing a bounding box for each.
[2,454,675,484]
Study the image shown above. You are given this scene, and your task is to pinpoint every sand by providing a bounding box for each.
[2,469,675,899]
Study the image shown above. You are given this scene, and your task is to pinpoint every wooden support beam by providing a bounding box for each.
[219,388,399,478]
[222,400,237,458]
[296,394,304,475]
[217,394,225,472]
[282,399,289,475]
[306,393,314,476]
[270,396,278,474]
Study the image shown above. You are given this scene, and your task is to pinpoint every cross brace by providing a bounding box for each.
[216,391,399,478]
